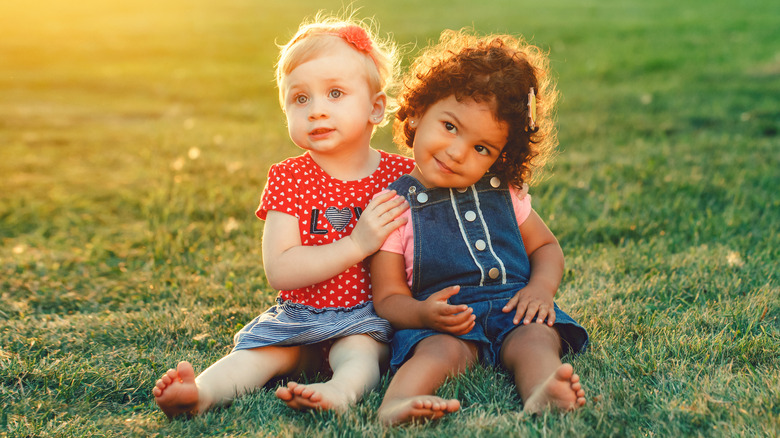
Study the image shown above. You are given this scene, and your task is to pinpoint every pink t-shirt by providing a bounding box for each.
[257,150,414,308]
[379,184,532,286]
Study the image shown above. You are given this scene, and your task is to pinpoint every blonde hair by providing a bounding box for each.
[275,13,399,127]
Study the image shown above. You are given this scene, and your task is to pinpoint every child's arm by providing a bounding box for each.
[371,250,475,335]
[262,191,408,291]
[502,209,564,326]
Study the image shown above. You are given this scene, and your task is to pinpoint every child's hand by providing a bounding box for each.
[420,285,475,335]
[502,286,556,326]
[349,191,409,257]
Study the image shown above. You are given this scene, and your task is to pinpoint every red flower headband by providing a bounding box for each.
[338,25,373,53]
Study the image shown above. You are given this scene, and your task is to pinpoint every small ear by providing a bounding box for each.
[408,116,418,127]
[369,91,387,125]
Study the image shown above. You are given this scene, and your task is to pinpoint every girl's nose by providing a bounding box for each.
[445,140,467,163]
[308,98,327,120]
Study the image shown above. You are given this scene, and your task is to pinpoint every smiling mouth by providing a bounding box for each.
[435,158,455,174]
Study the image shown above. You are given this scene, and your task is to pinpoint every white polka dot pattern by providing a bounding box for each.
[257,151,414,309]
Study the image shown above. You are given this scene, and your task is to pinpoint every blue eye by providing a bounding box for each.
[295,95,308,104]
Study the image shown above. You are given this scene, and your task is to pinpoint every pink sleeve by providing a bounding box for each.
[376,189,408,255]
[375,189,414,285]
[380,226,405,254]
[256,163,297,220]
[510,184,532,226]
[378,208,414,286]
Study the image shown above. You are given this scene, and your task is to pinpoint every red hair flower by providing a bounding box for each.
[339,25,373,53]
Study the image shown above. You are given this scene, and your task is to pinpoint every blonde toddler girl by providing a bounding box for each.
[153,15,414,418]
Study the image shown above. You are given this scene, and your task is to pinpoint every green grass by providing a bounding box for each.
[1,0,778,436]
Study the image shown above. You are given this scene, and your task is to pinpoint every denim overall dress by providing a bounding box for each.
[387,174,589,371]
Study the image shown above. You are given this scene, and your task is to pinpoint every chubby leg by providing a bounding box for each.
[378,335,478,425]
[500,323,585,414]
[153,344,319,419]
[276,334,388,411]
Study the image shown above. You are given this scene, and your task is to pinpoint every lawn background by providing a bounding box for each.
[1,0,778,436]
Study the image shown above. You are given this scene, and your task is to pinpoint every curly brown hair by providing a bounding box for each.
[394,29,558,187]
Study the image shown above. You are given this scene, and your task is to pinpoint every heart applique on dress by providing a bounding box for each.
[324,206,353,231]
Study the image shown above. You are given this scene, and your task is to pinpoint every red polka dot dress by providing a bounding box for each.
[233,150,414,350]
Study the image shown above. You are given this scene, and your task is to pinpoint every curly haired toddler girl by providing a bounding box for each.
[370,29,589,424]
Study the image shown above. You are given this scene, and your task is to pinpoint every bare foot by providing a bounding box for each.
[153,361,200,419]
[378,396,461,425]
[522,363,586,414]
[275,381,354,411]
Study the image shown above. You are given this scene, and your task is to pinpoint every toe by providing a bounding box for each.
[558,363,574,380]
[176,362,196,382]
[292,384,305,396]
[275,386,293,401]
[166,369,178,379]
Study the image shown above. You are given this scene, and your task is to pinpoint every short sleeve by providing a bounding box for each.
[374,189,406,255]
[509,184,532,226]
[256,163,298,220]
[378,207,414,287]
[380,226,405,255]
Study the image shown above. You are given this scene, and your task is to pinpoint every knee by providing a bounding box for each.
[333,334,386,355]
[501,324,561,362]
[330,335,388,363]
[414,336,477,372]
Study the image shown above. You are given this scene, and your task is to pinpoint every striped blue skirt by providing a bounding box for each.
[232,299,393,351]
